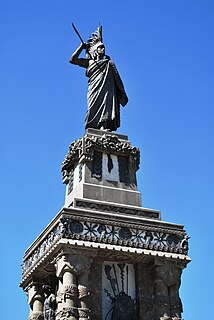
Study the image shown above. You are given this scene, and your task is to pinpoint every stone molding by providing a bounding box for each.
[74,199,160,219]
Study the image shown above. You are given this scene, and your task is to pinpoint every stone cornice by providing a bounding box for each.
[21,207,190,285]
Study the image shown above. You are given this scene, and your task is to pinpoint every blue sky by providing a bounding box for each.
[1,0,214,319]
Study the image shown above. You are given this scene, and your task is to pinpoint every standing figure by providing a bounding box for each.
[42,285,57,320]
[70,25,128,131]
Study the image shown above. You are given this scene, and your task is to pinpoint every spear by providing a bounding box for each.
[71,23,93,60]
[72,23,85,44]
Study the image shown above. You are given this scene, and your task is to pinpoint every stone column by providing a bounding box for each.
[27,281,44,320]
[55,248,96,320]
[55,252,78,320]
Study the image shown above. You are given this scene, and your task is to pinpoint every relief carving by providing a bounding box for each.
[58,284,78,302]
[22,216,189,277]
[154,262,183,319]
[56,251,94,277]
[78,307,90,319]
[61,134,140,182]
[28,312,44,320]
[56,307,78,320]
[78,285,89,299]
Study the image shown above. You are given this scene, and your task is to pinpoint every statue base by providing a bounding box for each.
[20,129,190,320]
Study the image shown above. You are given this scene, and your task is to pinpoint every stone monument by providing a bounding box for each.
[20,25,190,320]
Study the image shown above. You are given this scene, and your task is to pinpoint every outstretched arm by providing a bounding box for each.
[69,43,89,69]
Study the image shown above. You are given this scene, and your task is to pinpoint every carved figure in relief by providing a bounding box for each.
[154,263,183,319]
[112,293,136,320]
[42,285,57,320]
[104,263,136,320]
[70,25,128,131]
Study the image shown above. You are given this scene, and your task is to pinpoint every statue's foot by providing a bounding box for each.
[100,126,111,132]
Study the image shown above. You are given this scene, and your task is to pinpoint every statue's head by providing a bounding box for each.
[42,285,52,296]
[87,26,105,60]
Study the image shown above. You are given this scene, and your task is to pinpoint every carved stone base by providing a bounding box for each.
[28,312,44,320]
[56,307,78,320]
[78,307,90,319]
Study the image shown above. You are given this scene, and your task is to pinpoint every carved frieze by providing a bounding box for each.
[59,218,188,256]
[22,225,62,274]
[22,212,189,279]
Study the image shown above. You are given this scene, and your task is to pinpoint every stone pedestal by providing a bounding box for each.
[20,129,190,320]
[62,129,142,208]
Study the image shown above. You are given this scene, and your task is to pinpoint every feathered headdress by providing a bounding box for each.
[87,26,104,55]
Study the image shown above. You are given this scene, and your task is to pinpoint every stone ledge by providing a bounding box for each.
[73,198,161,219]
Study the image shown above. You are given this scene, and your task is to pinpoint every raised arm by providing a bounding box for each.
[69,43,89,69]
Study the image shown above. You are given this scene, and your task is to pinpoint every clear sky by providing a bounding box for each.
[1,0,214,319]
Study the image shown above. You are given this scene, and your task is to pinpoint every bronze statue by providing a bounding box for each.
[70,25,128,131]
[42,285,57,320]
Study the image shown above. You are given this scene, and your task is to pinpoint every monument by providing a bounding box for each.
[20,25,190,320]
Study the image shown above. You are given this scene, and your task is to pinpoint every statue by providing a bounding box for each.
[42,285,57,320]
[70,25,128,131]
[154,263,183,319]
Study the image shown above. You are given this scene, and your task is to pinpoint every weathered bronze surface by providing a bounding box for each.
[70,25,128,131]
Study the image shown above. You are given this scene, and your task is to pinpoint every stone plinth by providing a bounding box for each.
[62,129,141,208]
